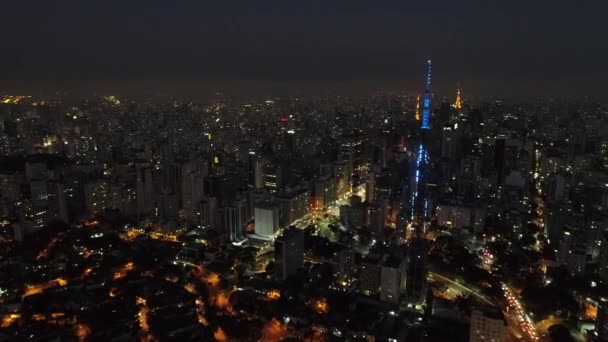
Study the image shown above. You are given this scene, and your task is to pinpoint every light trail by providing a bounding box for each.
[502,283,540,341]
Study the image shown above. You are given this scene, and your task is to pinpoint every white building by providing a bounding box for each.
[380,255,407,303]
[254,205,279,238]
[469,306,506,342]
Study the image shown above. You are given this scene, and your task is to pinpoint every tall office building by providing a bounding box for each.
[546,174,566,203]
[85,181,109,214]
[0,170,21,202]
[247,151,264,189]
[181,160,205,222]
[380,255,407,303]
[254,204,279,238]
[221,199,247,242]
[275,189,310,227]
[199,196,218,228]
[275,227,304,280]
[334,244,354,283]
[262,162,284,193]
[30,178,49,209]
[469,306,507,342]
[365,170,375,203]
[359,254,383,295]
[136,164,154,216]
[406,238,429,303]
[367,199,388,235]
[494,135,507,186]
[410,60,433,220]
[47,180,69,223]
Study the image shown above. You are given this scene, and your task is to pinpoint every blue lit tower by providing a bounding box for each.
[420,59,432,130]
[410,59,433,220]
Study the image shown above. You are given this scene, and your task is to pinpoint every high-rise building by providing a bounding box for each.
[199,196,218,228]
[25,160,47,182]
[410,143,431,219]
[136,164,154,216]
[359,255,382,295]
[47,180,69,223]
[247,151,264,189]
[0,170,21,202]
[159,189,179,220]
[414,94,421,121]
[262,162,284,193]
[334,244,354,284]
[275,227,304,280]
[494,135,507,186]
[275,189,310,227]
[406,238,429,303]
[410,59,434,220]
[340,196,365,229]
[558,229,587,276]
[420,59,432,130]
[380,255,407,303]
[254,204,279,238]
[85,181,109,214]
[469,306,506,342]
[220,199,247,242]
[441,124,461,162]
[30,178,49,209]
[596,297,608,340]
[181,160,205,222]
[546,174,566,203]
[313,176,337,210]
[365,170,375,203]
[454,88,462,110]
[367,199,388,235]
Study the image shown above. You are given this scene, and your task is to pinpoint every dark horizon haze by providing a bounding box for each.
[1,1,606,99]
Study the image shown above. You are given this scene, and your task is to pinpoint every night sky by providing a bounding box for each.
[1,1,606,98]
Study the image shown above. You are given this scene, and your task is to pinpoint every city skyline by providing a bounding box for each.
[1,2,607,341]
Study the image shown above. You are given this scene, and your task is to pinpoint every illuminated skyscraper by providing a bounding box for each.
[275,227,304,280]
[410,59,433,220]
[420,59,432,130]
[414,94,421,121]
[454,88,462,110]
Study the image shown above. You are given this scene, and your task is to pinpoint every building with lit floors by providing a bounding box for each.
[365,170,375,203]
[334,244,354,284]
[469,306,506,342]
[340,196,365,229]
[367,199,388,235]
[199,196,218,228]
[410,143,431,220]
[262,162,285,193]
[47,180,69,223]
[220,199,247,242]
[410,59,433,221]
[274,227,304,280]
[275,189,310,227]
[380,255,407,304]
[254,204,279,238]
[359,254,383,295]
[596,298,608,341]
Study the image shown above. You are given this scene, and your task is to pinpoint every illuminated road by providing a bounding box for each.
[535,316,563,335]
[428,272,492,304]
[429,272,540,342]
[502,283,540,341]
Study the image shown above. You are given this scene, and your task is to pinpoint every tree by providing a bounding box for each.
[548,324,574,342]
